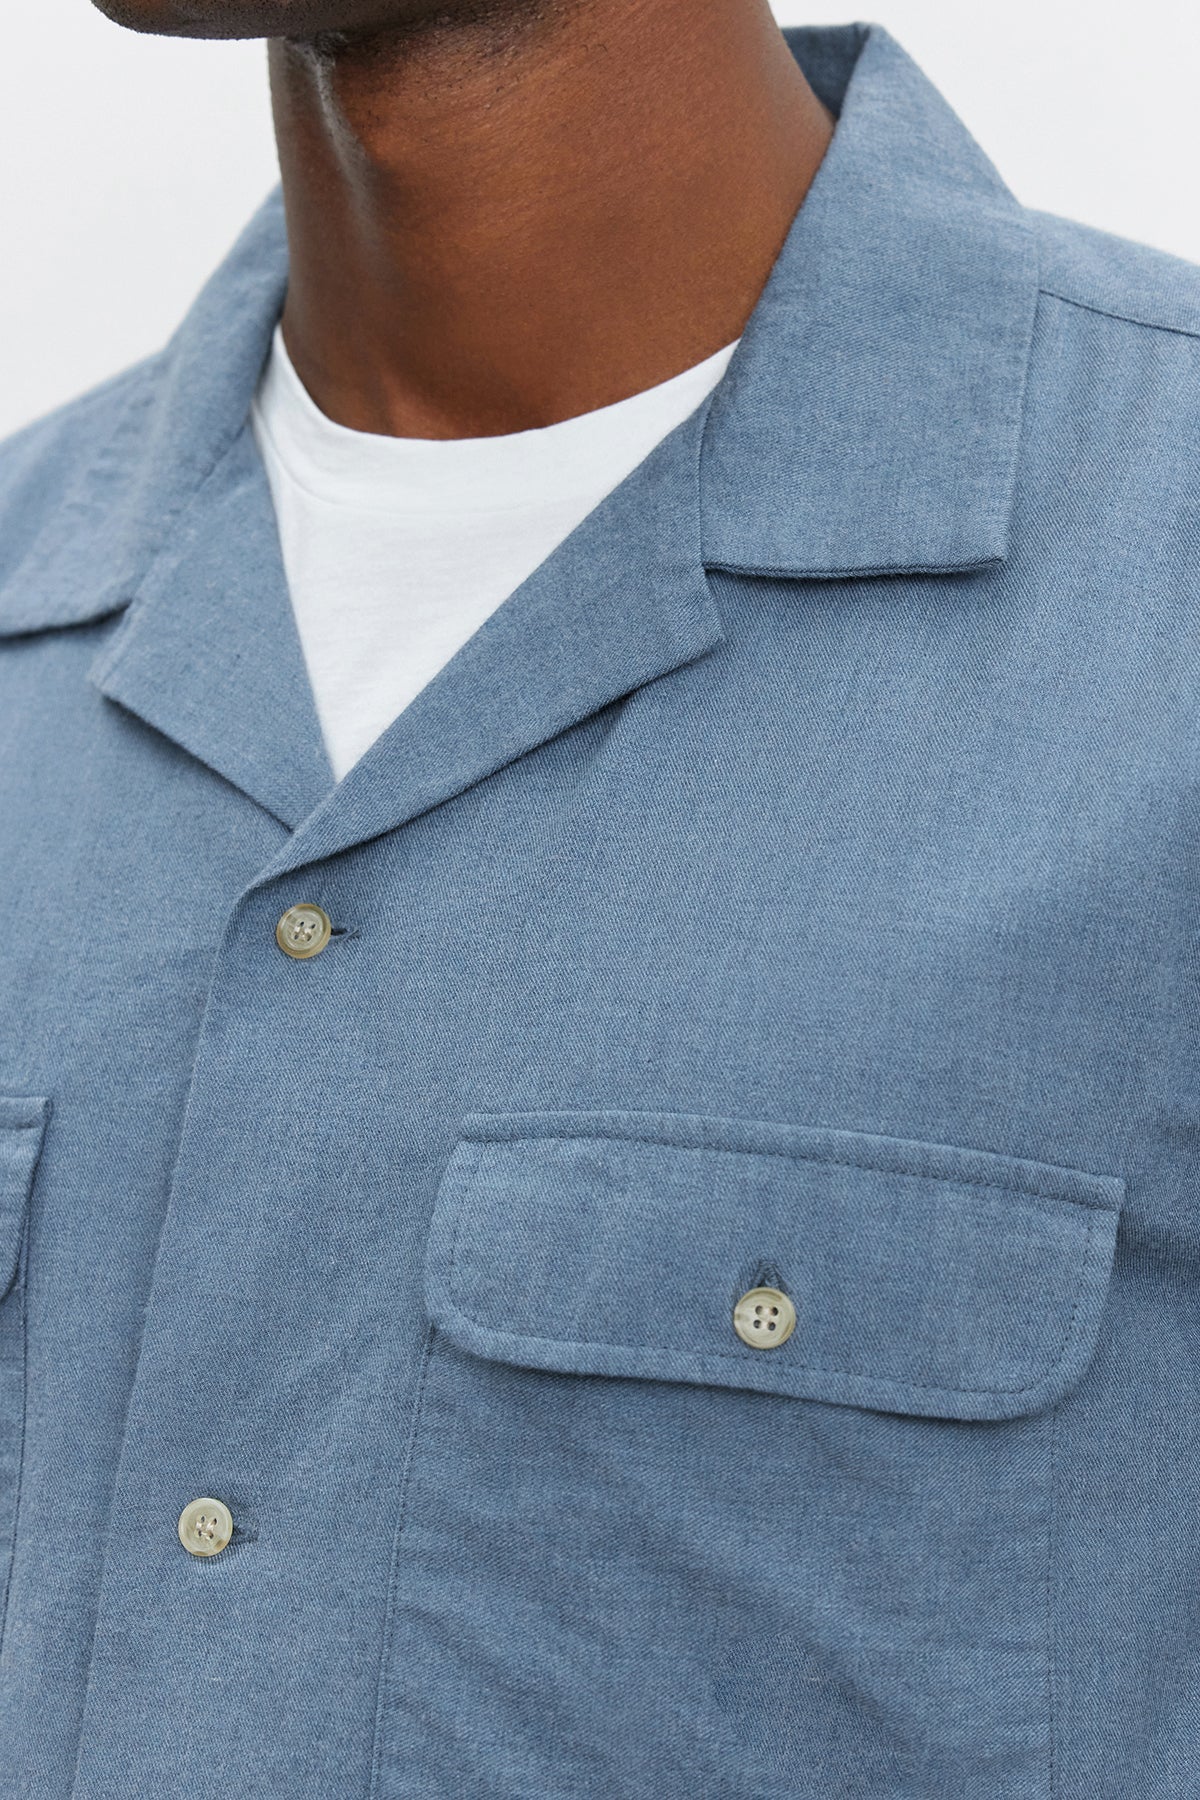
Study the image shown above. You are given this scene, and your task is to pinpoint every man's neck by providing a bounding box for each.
[269,0,833,440]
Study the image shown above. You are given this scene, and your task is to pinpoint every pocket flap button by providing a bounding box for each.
[733,1286,797,1349]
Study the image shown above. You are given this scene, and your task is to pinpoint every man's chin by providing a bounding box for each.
[89,0,411,40]
[89,0,270,38]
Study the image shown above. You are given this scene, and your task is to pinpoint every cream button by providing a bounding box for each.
[178,1497,234,1558]
[275,902,332,960]
[733,1286,797,1349]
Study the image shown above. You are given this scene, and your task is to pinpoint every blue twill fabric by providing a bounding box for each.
[0,21,1197,1799]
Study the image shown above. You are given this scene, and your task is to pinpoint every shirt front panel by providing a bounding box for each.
[2,21,1199,1800]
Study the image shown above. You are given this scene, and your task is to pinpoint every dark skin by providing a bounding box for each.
[91,0,835,438]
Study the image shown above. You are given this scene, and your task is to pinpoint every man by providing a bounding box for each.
[1,0,1197,1793]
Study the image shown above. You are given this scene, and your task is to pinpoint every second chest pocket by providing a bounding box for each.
[375,1110,1122,1800]
[0,1096,49,1651]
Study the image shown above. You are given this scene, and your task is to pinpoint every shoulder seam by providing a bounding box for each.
[1039,285,1200,345]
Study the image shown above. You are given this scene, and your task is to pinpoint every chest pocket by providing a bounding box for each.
[0,1097,48,1648]
[427,1111,1121,1420]
[376,1110,1123,1800]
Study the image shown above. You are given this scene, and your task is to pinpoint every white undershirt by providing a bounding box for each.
[250,324,739,780]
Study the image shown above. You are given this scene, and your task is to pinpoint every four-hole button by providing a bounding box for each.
[275,903,332,960]
[178,1497,234,1558]
[733,1286,797,1349]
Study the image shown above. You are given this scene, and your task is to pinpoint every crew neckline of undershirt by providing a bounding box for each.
[252,322,741,515]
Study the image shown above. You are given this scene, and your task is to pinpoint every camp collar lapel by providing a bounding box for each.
[260,21,1040,879]
[701,23,1039,579]
[1,191,332,831]
[1,24,1038,861]
[255,394,719,882]
[87,419,335,831]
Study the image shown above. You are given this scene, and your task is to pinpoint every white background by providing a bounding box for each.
[1,1,1197,438]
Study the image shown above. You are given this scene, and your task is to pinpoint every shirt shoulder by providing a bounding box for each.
[1031,208,1200,344]
[1022,211,1200,521]
[0,353,166,635]
[0,356,159,555]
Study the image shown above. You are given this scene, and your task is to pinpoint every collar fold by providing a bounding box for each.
[0,22,1038,648]
[0,24,1041,859]
[87,422,333,829]
[701,24,1038,578]
[0,191,288,639]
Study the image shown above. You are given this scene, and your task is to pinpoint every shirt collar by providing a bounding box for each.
[0,21,1038,640]
[701,23,1038,578]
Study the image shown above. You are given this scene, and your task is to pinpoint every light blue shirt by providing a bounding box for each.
[1,22,1197,1799]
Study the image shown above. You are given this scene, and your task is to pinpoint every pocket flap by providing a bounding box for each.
[426,1110,1124,1422]
[0,1097,50,1300]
